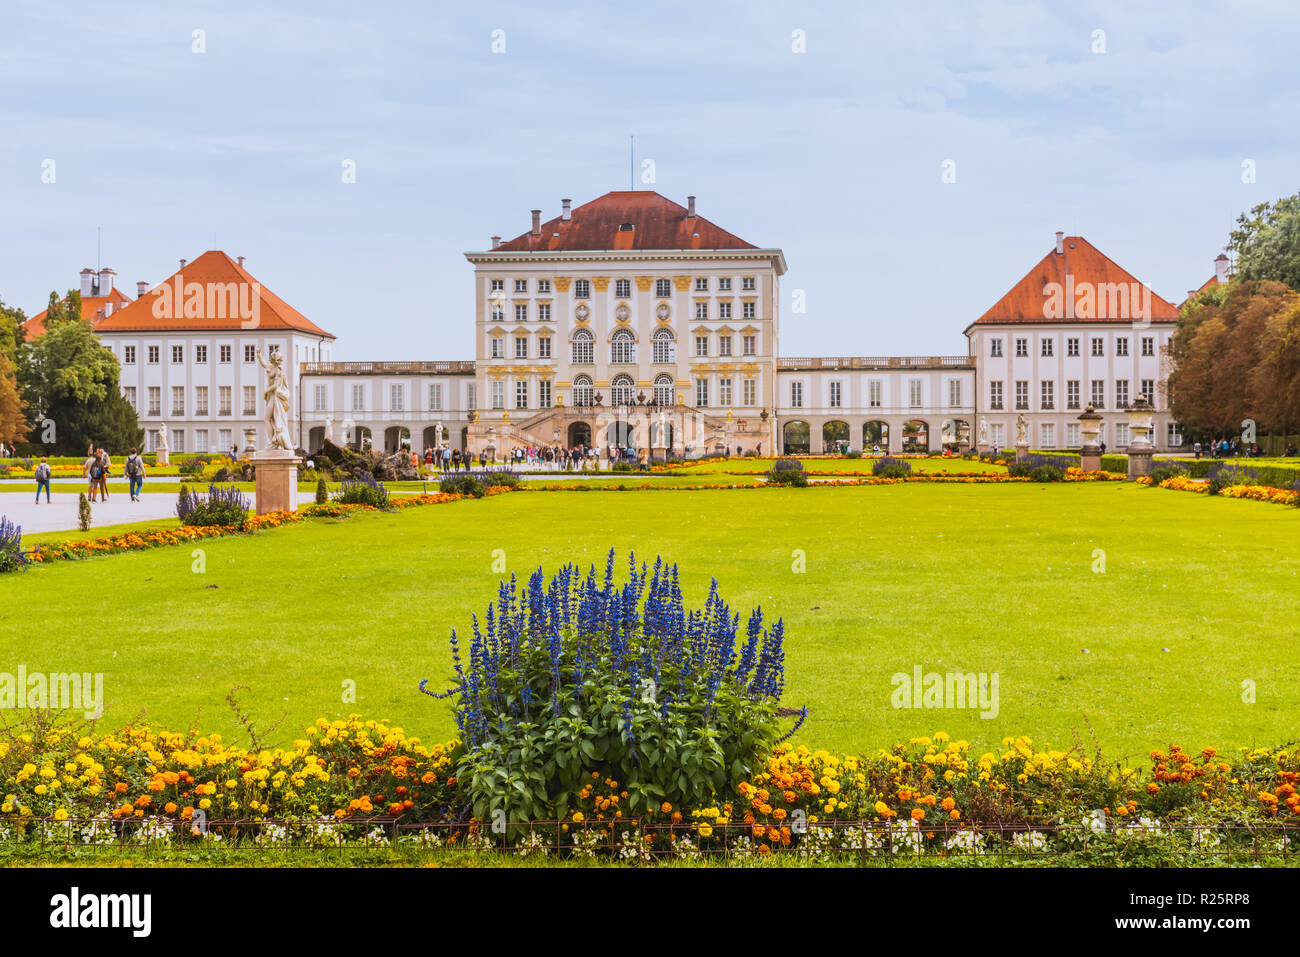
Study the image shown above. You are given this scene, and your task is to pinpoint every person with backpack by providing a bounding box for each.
[34,457,52,504]
[96,448,112,501]
[84,450,102,502]
[125,448,146,501]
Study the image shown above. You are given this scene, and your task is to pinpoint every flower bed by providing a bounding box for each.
[1139,474,1299,506]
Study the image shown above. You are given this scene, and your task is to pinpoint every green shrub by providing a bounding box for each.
[178,485,249,529]
[78,493,91,532]
[0,517,26,574]
[315,478,328,504]
[1029,465,1065,482]
[481,471,520,488]
[1149,462,1190,485]
[846,450,862,459]
[439,475,486,498]
[1207,465,1255,495]
[766,458,808,486]
[333,475,391,509]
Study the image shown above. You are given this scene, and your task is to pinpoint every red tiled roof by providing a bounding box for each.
[974,236,1178,325]
[93,250,335,337]
[491,191,759,252]
[21,286,134,340]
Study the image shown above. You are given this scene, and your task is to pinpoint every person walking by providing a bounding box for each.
[34,456,52,504]
[125,447,146,501]
[96,448,111,501]
[84,449,101,502]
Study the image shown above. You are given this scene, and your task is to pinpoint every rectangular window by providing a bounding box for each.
[1067,337,1080,357]
[537,335,552,359]
[219,386,232,416]
[171,429,185,453]
[718,277,732,291]
[1167,422,1182,446]
[655,278,672,298]
[1066,380,1080,409]
[716,302,731,321]
[1116,423,1131,446]
[124,345,136,364]
[694,335,709,357]
[219,428,232,451]
[1091,379,1105,408]
[1141,379,1155,405]
[515,380,528,409]
[514,303,528,323]
[244,345,256,363]
[220,344,231,364]
[490,279,504,292]
[515,336,528,358]
[195,386,209,416]
[948,380,962,407]
[743,378,756,406]
[742,301,756,320]
[1091,337,1104,357]
[491,380,504,410]
[695,302,708,320]
[352,385,365,412]
[742,276,756,291]
[990,339,1003,358]
[829,381,842,408]
[490,337,504,359]
[989,380,1003,410]
[147,386,160,416]
[574,279,590,299]
[148,345,160,364]
[614,279,631,298]
[1116,337,1129,357]
[1040,380,1054,410]
[427,383,442,411]
[1141,336,1154,357]
[694,277,708,292]
[195,429,209,453]
[990,423,1004,447]
[719,377,732,406]
[695,378,709,407]
[1015,338,1028,357]
[537,279,551,293]
[171,345,184,363]
[1115,379,1129,409]
[514,278,528,293]
[466,384,476,411]
[742,334,756,355]
[718,335,732,356]
[537,302,551,322]
[1067,423,1081,446]
[1014,380,1029,410]
[910,380,922,408]
[790,381,803,408]
[869,380,882,408]
[1041,339,1053,357]
[242,385,256,415]
[195,344,207,363]
[539,380,552,408]
[124,386,137,410]
[390,384,404,412]
[1040,423,1056,448]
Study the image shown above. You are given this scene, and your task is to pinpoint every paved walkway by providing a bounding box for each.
[1,491,315,535]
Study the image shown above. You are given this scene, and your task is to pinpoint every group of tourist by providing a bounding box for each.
[30,444,149,504]
[1191,438,1273,459]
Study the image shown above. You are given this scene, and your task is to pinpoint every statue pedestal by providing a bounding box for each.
[1015,442,1030,463]
[1080,442,1102,472]
[156,449,169,466]
[976,442,990,456]
[1127,447,1154,480]
[251,450,299,515]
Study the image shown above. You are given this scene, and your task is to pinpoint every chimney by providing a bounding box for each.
[561,198,572,221]
[98,267,115,294]
[179,258,187,270]
[79,268,95,297]
[490,236,501,249]
[1214,253,1230,284]
[136,281,149,297]
[531,209,542,236]
[1055,231,1064,255]
[237,256,246,268]
[687,195,696,217]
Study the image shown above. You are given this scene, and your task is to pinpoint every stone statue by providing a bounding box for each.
[324,415,335,444]
[1015,413,1028,446]
[257,347,293,452]
[978,417,989,445]
[157,423,170,452]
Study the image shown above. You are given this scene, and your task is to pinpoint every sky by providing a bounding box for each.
[2,0,1297,360]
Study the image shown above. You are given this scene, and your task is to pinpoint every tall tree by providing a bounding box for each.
[16,303,142,455]
[1228,191,1300,291]
[0,297,31,444]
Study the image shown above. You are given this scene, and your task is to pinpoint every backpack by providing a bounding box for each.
[35,463,50,482]
[126,456,141,477]
[90,463,102,479]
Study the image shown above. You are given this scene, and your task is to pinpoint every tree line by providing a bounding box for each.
[0,290,142,455]
[1168,191,1300,449]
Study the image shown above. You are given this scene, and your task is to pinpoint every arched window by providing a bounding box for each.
[610,329,636,364]
[571,329,594,365]
[651,328,675,364]
[573,374,594,407]
[653,373,675,407]
[611,374,635,406]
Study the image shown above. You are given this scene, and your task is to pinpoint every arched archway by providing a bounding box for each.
[352,425,372,452]
[459,426,469,450]
[903,420,929,453]
[384,426,411,453]
[308,426,325,452]
[423,425,448,449]
[650,420,674,449]
[606,420,634,448]
[782,420,810,455]
[822,420,850,453]
[863,420,889,451]
[567,421,592,447]
[941,418,969,450]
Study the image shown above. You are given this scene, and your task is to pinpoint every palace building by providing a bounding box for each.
[26,190,1201,456]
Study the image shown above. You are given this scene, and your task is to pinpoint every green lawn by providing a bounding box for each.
[3,483,1297,763]
[669,456,1008,475]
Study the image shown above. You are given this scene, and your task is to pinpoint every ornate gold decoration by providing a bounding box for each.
[553,277,572,292]
[592,277,610,291]
[673,276,691,291]
[634,276,654,291]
